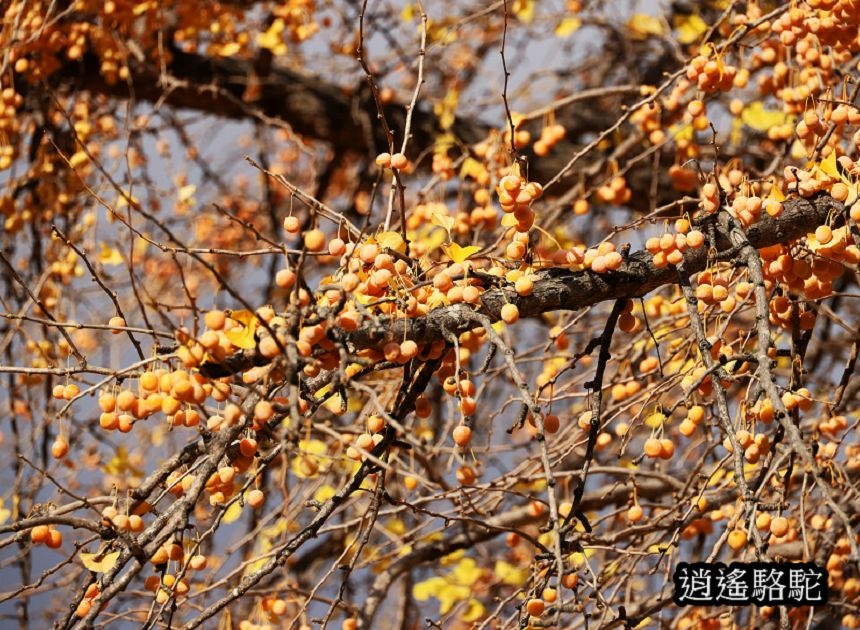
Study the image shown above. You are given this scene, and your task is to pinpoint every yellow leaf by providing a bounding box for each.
[401,3,415,22]
[177,184,196,202]
[430,210,455,235]
[314,484,336,503]
[257,19,287,54]
[99,244,124,266]
[291,439,330,479]
[674,13,708,44]
[459,157,487,181]
[438,582,471,614]
[741,101,790,132]
[818,151,840,180]
[376,231,406,253]
[767,178,786,202]
[442,243,480,264]
[494,560,529,586]
[512,0,535,23]
[461,598,485,622]
[669,123,694,143]
[451,558,484,585]
[81,550,120,573]
[224,310,258,350]
[102,446,143,476]
[222,501,243,524]
[0,499,10,525]
[434,88,459,131]
[413,576,447,601]
[69,151,89,169]
[628,14,665,39]
[216,41,241,57]
[555,17,582,37]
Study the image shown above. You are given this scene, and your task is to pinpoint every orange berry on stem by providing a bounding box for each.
[283,216,300,233]
[452,425,472,447]
[247,489,265,509]
[643,437,662,458]
[51,436,69,459]
[526,598,545,616]
[30,525,49,544]
[304,228,326,252]
[108,316,126,333]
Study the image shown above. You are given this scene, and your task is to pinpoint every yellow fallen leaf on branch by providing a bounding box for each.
[81,550,120,573]
[442,243,480,263]
[224,310,258,350]
[376,231,407,253]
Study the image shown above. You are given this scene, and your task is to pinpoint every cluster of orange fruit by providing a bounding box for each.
[645,218,706,268]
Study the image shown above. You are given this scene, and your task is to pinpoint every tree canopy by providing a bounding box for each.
[1,1,860,629]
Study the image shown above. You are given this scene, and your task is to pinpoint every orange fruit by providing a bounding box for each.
[452,425,472,447]
[500,303,519,324]
[304,228,326,252]
[51,436,69,459]
[526,598,545,616]
[108,316,126,333]
[283,216,300,233]
[247,489,265,509]
[30,525,50,544]
[728,529,748,550]
[643,437,662,458]
[46,529,63,548]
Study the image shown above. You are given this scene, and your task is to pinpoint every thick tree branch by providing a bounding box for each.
[348,193,837,346]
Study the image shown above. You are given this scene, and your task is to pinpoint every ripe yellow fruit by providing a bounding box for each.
[515,276,534,296]
[627,504,644,523]
[728,529,748,550]
[283,216,300,233]
[500,303,520,324]
[453,425,472,447]
[304,229,326,252]
[108,316,126,333]
[643,437,662,458]
[247,489,265,509]
[51,436,69,459]
[770,516,789,537]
